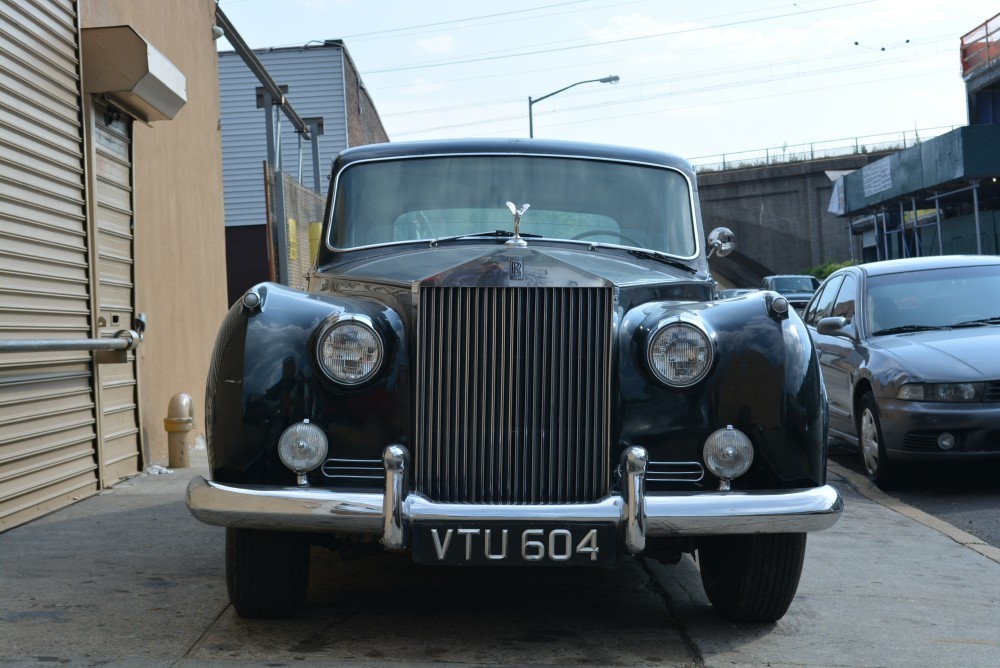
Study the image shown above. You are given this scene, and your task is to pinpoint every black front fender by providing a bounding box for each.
[618,292,827,489]
[205,283,407,485]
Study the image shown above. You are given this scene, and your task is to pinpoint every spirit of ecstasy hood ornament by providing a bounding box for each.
[505,201,530,248]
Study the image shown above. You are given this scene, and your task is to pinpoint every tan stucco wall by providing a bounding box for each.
[81,0,227,464]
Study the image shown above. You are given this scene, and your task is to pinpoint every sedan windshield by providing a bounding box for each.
[328,155,698,257]
[866,265,1000,334]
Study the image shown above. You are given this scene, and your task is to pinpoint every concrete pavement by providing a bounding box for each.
[1,451,998,667]
[647,465,1000,667]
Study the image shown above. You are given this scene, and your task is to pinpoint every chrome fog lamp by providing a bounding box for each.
[317,315,384,386]
[647,319,714,387]
[703,426,753,491]
[938,433,956,450]
[278,420,329,486]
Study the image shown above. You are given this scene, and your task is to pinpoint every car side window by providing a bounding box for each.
[831,275,857,321]
[804,275,843,326]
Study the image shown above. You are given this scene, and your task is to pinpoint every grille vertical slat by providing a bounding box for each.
[416,286,612,504]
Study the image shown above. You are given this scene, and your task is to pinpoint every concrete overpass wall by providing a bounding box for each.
[697,154,888,284]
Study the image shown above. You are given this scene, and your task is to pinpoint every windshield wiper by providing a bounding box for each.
[430,230,542,245]
[626,249,698,275]
[951,316,1000,327]
[871,324,949,336]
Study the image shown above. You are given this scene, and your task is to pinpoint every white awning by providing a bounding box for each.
[82,26,186,122]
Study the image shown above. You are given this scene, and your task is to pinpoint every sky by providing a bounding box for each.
[216,0,999,167]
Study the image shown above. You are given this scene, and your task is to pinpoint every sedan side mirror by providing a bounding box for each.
[816,316,856,339]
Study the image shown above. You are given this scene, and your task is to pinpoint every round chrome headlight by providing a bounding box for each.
[647,319,714,387]
[703,426,754,481]
[317,315,384,386]
[277,420,329,473]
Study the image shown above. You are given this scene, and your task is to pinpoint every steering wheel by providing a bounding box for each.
[570,230,645,248]
[412,211,435,239]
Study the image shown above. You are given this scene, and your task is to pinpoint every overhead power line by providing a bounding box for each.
[363,0,877,74]
[338,0,603,40]
[379,34,947,120]
[389,61,950,137]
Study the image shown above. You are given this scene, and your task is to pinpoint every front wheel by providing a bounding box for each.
[858,391,896,487]
[226,528,310,618]
[697,533,807,623]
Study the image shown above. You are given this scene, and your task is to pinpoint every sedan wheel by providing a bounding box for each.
[858,392,895,487]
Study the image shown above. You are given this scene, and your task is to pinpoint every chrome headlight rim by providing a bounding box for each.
[315,313,385,387]
[645,315,716,388]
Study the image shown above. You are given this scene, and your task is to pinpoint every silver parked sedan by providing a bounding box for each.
[804,255,1000,486]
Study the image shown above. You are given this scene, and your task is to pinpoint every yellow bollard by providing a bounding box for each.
[164,392,194,468]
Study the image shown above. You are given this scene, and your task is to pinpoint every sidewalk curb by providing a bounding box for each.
[828,460,1000,565]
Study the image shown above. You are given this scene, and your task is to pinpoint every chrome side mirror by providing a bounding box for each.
[707,227,735,258]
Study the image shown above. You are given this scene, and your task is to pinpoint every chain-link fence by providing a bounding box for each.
[264,162,325,291]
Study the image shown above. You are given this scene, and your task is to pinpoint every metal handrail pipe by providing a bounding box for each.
[0,329,140,354]
[215,6,311,138]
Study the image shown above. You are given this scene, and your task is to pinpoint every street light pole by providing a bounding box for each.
[528,75,619,138]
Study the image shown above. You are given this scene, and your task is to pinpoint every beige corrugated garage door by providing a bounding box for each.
[88,98,141,484]
[0,0,99,531]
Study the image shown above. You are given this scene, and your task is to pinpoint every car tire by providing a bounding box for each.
[697,533,807,623]
[226,528,310,618]
[858,392,896,487]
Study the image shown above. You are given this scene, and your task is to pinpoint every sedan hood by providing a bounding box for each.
[873,327,1000,381]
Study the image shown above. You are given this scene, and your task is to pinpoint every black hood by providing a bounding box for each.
[320,243,708,290]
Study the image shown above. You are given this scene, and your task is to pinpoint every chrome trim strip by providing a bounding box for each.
[403,495,625,523]
[646,460,705,483]
[188,475,842,538]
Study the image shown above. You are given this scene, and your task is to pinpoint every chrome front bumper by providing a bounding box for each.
[186,445,843,555]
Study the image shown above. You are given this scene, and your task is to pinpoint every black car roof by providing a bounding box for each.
[332,138,696,177]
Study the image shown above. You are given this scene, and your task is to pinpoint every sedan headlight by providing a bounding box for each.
[896,383,980,402]
[647,318,714,387]
[317,314,384,386]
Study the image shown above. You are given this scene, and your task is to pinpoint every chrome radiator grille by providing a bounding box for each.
[415,286,613,504]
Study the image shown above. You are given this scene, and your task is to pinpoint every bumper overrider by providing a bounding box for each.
[186,446,843,556]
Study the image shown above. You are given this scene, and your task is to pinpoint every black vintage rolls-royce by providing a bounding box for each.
[186,138,842,623]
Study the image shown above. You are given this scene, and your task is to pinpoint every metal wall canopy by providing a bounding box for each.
[839,124,1000,215]
[81,26,186,122]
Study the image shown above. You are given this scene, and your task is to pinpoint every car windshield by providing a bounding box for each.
[328,155,698,257]
[773,277,818,293]
[866,264,1000,334]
